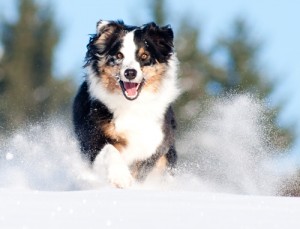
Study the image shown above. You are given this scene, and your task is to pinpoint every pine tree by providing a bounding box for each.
[214,18,293,149]
[0,0,74,133]
[174,19,225,123]
[214,18,270,96]
[151,0,165,26]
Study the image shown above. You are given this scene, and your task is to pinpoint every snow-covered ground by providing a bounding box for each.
[1,95,300,228]
[1,189,300,229]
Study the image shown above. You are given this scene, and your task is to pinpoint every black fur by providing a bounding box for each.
[73,81,112,162]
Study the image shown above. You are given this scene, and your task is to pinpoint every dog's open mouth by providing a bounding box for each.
[119,80,144,100]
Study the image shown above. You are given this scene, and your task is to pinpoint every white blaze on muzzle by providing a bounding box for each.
[118,31,144,100]
[119,31,143,83]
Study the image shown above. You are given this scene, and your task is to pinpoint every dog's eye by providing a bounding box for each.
[141,53,148,60]
[116,52,124,60]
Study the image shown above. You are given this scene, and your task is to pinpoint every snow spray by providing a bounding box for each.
[0,95,284,194]
[174,94,280,195]
[0,122,102,190]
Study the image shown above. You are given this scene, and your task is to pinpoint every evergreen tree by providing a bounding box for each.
[150,0,165,25]
[174,19,225,123]
[0,0,74,133]
[214,18,293,149]
[214,18,270,96]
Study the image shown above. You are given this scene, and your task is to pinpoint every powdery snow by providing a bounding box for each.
[1,189,300,229]
[1,95,300,228]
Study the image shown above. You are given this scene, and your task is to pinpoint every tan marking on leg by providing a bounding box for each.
[154,155,168,172]
[146,155,170,181]
[101,122,127,152]
[130,161,144,179]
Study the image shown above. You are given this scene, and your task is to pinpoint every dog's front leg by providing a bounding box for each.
[93,144,133,188]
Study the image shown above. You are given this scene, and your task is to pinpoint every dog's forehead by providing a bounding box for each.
[120,29,147,54]
[121,31,136,50]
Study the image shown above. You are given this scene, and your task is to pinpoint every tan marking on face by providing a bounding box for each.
[101,121,127,152]
[137,47,146,55]
[142,63,167,92]
[99,63,122,93]
[137,48,150,61]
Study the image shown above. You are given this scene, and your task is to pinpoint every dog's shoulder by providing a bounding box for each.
[73,80,112,121]
[73,81,90,121]
[73,80,114,161]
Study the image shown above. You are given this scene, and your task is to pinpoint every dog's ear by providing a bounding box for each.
[96,20,116,36]
[85,20,122,67]
[143,22,174,59]
[96,20,109,33]
[149,23,174,45]
[93,20,122,52]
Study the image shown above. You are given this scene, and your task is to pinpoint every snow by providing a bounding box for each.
[1,95,300,228]
[1,189,300,229]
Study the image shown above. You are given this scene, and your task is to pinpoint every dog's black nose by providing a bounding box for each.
[124,69,137,80]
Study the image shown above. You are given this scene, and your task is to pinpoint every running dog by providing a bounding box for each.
[73,20,180,188]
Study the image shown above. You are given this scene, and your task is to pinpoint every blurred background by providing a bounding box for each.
[0,0,299,195]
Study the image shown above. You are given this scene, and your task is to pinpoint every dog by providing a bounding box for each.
[73,20,180,188]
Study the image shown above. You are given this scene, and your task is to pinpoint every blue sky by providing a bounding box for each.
[1,0,300,156]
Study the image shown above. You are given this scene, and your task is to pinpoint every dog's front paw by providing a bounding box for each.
[108,163,133,188]
[93,144,134,188]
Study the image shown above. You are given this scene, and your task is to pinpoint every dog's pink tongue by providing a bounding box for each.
[124,82,138,97]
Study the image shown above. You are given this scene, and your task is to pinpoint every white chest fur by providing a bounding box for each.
[114,109,164,165]
[111,98,165,165]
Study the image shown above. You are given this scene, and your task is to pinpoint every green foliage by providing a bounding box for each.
[0,0,74,133]
[213,18,293,149]
[214,18,271,97]
[149,0,165,25]
[174,19,226,124]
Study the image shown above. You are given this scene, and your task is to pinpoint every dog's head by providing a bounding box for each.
[85,20,175,101]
